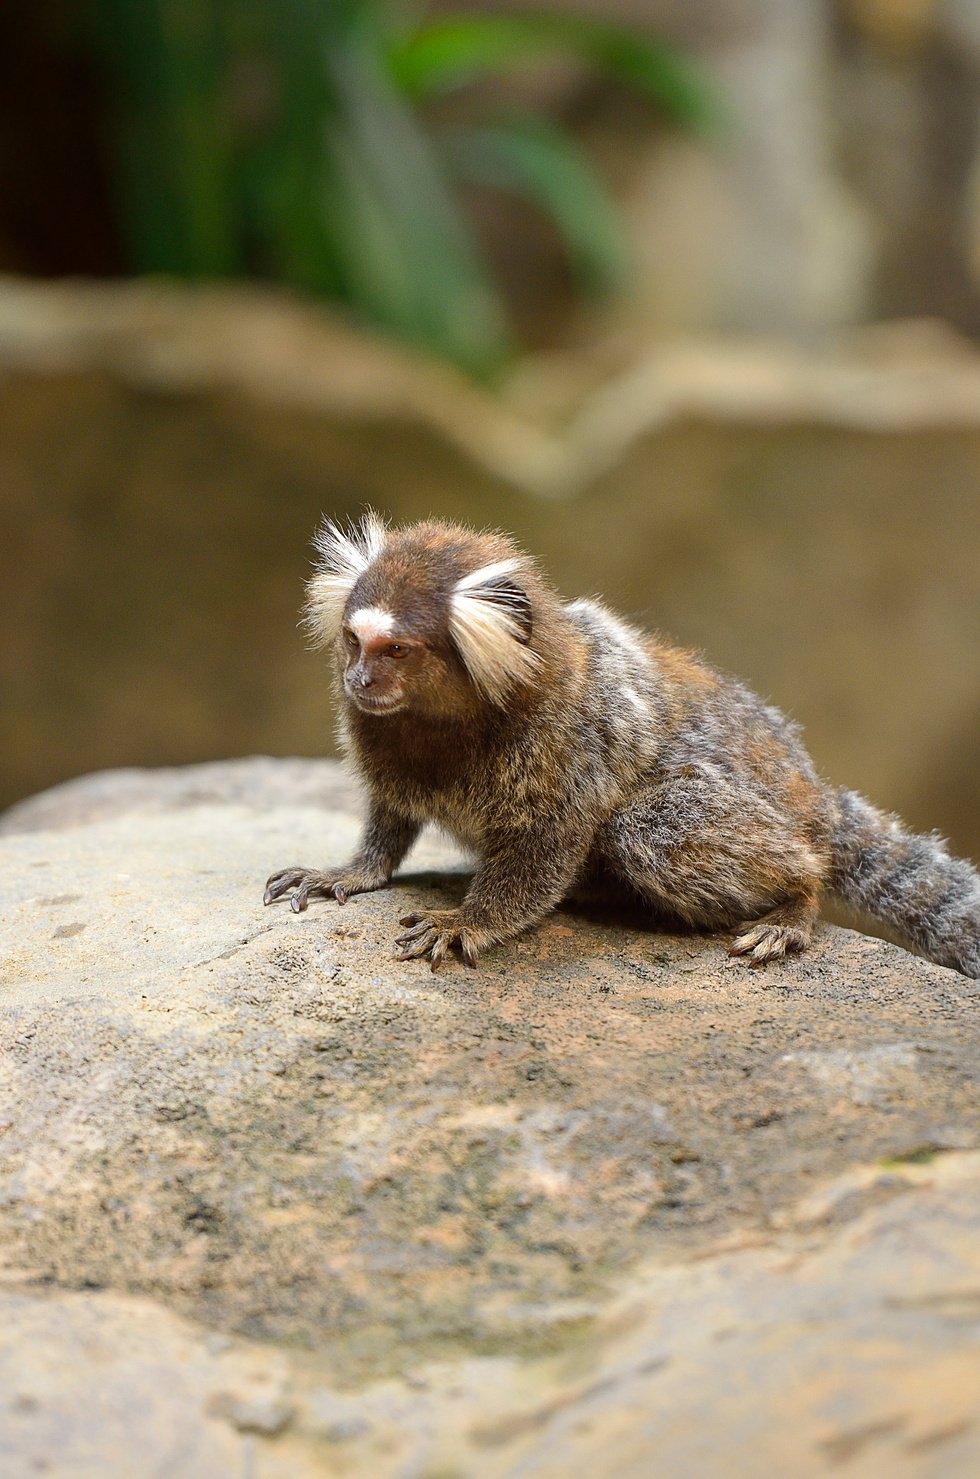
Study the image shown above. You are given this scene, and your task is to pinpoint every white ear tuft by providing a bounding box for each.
[449,561,538,704]
[305,511,387,645]
[454,557,520,593]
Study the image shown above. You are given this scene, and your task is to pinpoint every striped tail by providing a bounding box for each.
[829,789,980,979]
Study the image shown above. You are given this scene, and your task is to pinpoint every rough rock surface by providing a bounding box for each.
[1,758,978,1477]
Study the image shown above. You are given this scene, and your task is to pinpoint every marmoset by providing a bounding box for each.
[264,514,980,978]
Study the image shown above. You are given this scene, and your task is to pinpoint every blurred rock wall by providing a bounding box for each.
[437,0,980,346]
[1,280,978,862]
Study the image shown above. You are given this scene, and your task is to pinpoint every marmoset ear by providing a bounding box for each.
[304,510,387,645]
[449,558,539,704]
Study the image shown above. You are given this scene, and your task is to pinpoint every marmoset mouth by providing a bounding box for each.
[348,690,407,715]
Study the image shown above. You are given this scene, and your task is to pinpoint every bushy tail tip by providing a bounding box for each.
[829,788,980,979]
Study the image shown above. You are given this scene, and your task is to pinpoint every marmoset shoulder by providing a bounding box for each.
[264,514,980,978]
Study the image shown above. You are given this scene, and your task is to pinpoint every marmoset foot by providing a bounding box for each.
[263,865,387,913]
[729,900,816,966]
[394,909,494,971]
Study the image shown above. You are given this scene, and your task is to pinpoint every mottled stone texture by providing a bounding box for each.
[0,760,977,1475]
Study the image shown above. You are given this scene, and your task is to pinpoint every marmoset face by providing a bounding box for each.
[313,516,540,723]
[339,605,422,714]
[339,600,472,718]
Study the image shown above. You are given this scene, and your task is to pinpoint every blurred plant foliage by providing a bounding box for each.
[90,0,715,378]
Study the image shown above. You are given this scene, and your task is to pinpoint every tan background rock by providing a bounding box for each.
[1,280,978,861]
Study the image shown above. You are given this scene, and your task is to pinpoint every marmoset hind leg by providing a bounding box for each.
[589,773,828,964]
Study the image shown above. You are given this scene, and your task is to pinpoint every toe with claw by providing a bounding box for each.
[729,916,811,967]
[263,865,384,912]
[394,909,489,971]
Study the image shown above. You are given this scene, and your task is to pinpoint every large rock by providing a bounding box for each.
[0,759,978,1475]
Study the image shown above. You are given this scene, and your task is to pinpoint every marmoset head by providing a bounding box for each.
[304,513,544,717]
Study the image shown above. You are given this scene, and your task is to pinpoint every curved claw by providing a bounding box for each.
[264,868,305,905]
[729,927,764,957]
[395,920,434,945]
[396,929,438,961]
[461,935,479,968]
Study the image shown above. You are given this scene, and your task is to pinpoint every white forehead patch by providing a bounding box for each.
[349,606,396,642]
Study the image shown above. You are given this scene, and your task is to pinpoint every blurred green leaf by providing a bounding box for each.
[388,14,719,132]
[445,118,627,295]
[86,1,716,378]
[92,0,243,275]
[319,33,513,377]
